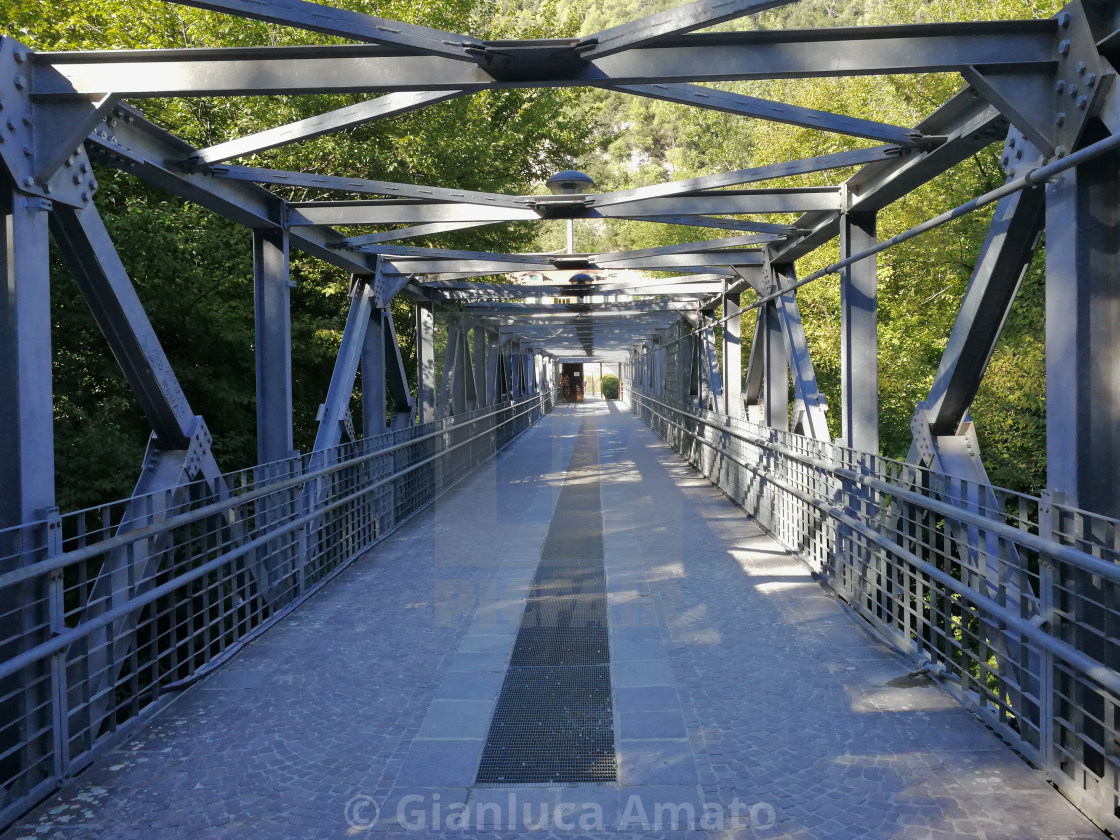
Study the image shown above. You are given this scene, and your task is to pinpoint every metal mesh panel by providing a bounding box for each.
[477,665,616,784]
[510,628,609,667]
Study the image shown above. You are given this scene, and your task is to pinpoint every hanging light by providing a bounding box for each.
[545,170,595,195]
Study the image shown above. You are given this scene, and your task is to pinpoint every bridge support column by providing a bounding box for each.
[722,292,742,418]
[761,300,788,432]
[437,315,478,417]
[1046,145,1120,519]
[416,302,436,424]
[771,264,829,442]
[361,306,387,436]
[0,189,54,543]
[473,325,487,408]
[0,186,54,802]
[253,228,294,464]
[839,210,878,453]
[314,277,372,450]
[698,314,722,411]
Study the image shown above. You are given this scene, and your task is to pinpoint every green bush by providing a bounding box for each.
[602,374,620,400]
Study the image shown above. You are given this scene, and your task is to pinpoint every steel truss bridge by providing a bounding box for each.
[2,0,1120,833]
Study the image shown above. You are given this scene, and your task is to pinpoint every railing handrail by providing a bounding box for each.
[628,390,1120,699]
[0,393,549,590]
[628,389,1120,586]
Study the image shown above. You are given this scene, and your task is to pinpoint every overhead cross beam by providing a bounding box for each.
[211,165,533,208]
[611,83,926,145]
[34,22,1057,97]
[192,91,470,164]
[286,188,840,226]
[591,145,902,206]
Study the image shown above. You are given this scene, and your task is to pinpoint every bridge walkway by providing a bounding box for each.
[0,400,1100,839]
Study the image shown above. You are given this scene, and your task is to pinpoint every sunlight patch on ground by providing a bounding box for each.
[648,561,685,581]
[753,580,811,594]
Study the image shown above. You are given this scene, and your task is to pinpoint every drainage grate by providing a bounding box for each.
[510,627,609,667]
[476,417,616,785]
[519,594,607,630]
[476,666,616,784]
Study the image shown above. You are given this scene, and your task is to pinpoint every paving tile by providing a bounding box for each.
[395,739,485,787]
[614,685,681,713]
[618,739,698,786]
[417,700,494,739]
[433,670,505,701]
[619,710,688,740]
[612,658,675,688]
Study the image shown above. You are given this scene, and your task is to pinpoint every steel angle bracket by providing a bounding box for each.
[967,2,1117,158]
[961,66,1058,155]
[1051,1,1115,155]
[371,258,412,307]
[0,38,99,207]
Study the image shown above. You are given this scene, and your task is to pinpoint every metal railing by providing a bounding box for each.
[0,390,555,827]
[628,388,1120,836]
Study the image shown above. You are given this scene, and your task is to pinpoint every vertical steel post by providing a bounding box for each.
[473,325,487,408]
[416,302,436,424]
[1045,148,1120,518]
[762,301,788,431]
[722,292,741,417]
[362,308,387,436]
[0,186,54,801]
[0,190,54,543]
[253,228,294,463]
[840,211,878,453]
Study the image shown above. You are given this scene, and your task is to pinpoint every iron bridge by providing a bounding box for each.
[2,0,1120,835]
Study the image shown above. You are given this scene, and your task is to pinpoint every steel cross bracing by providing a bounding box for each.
[3,0,1120,833]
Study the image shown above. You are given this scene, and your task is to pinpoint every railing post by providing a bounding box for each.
[45,508,68,781]
[1038,489,1060,779]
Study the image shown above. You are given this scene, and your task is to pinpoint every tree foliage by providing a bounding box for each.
[1,0,590,511]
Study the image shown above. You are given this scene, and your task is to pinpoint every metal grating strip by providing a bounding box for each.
[476,417,616,785]
[477,665,616,784]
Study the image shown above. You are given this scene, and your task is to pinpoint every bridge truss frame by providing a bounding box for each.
[2,0,1120,831]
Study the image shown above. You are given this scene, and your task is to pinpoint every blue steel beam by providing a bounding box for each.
[611,83,924,145]
[193,91,469,164]
[33,22,1057,97]
[254,229,295,464]
[839,210,878,453]
[579,0,797,59]
[314,278,374,451]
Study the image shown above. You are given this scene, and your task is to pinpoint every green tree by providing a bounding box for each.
[1,0,590,511]
[602,374,620,400]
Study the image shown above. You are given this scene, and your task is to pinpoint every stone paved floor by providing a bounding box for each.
[1,400,1104,839]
